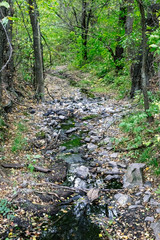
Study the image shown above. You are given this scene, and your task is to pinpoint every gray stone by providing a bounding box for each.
[105,175,120,181]
[91,136,100,143]
[117,163,127,169]
[128,205,143,210]
[59,146,67,152]
[145,216,154,222]
[151,220,160,240]
[144,181,152,187]
[59,115,66,120]
[108,161,117,168]
[100,137,110,145]
[74,178,86,189]
[143,194,151,203]
[110,153,119,158]
[123,163,146,188]
[116,194,132,207]
[114,193,123,200]
[156,208,160,214]
[84,137,91,142]
[75,166,89,180]
[66,127,78,134]
[149,198,160,207]
[87,143,97,151]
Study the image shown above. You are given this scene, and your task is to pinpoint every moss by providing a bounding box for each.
[61,134,83,149]
[82,114,100,120]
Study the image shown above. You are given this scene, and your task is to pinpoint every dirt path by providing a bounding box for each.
[0,66,159,240]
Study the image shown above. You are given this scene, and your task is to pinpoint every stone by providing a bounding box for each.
[145,216,154,222]
[116,194,132,207]
[156,208,160,214]
[74,178,86,189]
[84,137,91,142]
[114,193,123,200]
[123,163,146,188]
[151,220,160,240]
[87,188,99,202]
[102,137,110,144]
[59,115,66,120]
[128,205,143,210]
[105,175,120,181]
[108,161,117,168]
[143,194,151,203]
[87,143,97,151]
[149,199,160,207]
[144,181,152,187]
[66,127,78,134]
[117,163,127,169]
[110,153,119,158]
[75,166,89,180]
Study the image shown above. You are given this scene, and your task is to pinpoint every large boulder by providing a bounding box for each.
[123,163,146,188]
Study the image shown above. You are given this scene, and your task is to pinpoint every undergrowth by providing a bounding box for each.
[114,92,160,175]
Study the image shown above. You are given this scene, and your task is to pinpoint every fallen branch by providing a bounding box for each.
[1,163,25,168]
[34,182,87,193]
[33,165,52,173]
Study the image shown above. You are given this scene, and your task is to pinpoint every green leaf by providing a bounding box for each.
[0,1,10,8]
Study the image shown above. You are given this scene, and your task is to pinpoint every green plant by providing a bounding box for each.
[11,134,27,152]
[26,154,41,172]
[0,199,14,220]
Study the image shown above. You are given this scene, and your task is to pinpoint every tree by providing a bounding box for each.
[54,0,108,64]
[130,1,160,98]
[136,0,154,122]
[0,0,13,105]
[28,0,44,100]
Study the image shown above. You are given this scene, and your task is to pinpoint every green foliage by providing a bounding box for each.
[26,154,41,172]
[11,121,28,152]
[0,199,14,220]
[0,117,7,141]
[117,98,160,174]
[11,133,27,152]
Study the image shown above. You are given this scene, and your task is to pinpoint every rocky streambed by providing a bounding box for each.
[0,67,160,240]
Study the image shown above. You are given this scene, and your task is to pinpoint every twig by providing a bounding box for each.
[45,85,54,100]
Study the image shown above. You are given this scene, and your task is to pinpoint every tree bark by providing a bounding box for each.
[28,0,44,101]
[130,2,159,98]
[3,0,14,90]
[137,0,153,123]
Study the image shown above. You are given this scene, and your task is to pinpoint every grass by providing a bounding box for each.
[11,121,28,153]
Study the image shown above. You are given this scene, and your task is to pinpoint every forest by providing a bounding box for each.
[0,0,160,239]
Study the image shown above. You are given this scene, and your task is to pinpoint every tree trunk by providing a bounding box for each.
[0,2,7,103]
[28,0,44,101]
[130,2,159,98]
[81,0,88,62]
[114,3,127,72]
[3,0,14,90]
[137,0,153,123]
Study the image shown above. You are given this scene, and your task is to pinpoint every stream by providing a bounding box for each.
[38,93,126,240]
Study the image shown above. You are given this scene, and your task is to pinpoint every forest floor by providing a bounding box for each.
[0,66,160,240]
